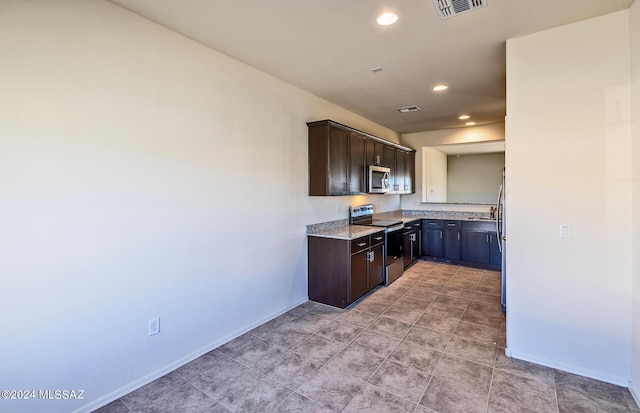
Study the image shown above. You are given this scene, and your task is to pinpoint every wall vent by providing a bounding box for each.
[396,105,421,113]
[432,0,487,20]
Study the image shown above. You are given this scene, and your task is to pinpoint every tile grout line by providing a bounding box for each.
[321,263,456,411]
[102,262,631,413]
[414,264,473,410]
[225,264,485,412]
[341,263,448,411]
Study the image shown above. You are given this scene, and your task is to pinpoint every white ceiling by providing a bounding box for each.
[432,141,505,155]
[108,0,634,134]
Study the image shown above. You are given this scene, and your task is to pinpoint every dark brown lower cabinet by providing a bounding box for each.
[308,231,385,308]
[443,220,461,261]
[350,248,369,302]
[422,219,501,271]
[403,220,422,268]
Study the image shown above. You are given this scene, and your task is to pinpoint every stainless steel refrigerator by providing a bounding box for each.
[496,168,506,313]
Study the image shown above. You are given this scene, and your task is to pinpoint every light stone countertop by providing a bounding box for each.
[306,210,495,240]
[307,224,386,240]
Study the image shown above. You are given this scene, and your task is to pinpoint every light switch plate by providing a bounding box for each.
[560,224,572,239]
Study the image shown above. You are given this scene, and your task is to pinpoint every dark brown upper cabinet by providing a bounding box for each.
[307,120,415,196]
[366,138,386,166]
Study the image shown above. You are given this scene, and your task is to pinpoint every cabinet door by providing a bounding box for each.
[461,231,490,263]
[422,229,443,258]
[403,229,421,267]
[405,151,415,193]
[443,230,461,260]
[369,243,385,288]
[411,221,422,260]
[395,150,406,193]
[350,249,369,302]
[384,146,397,191]
[349,131,366,194]
[489,232,502,267]
[366,139,386,166]
[403,231,413,267]
[328,126,349,195]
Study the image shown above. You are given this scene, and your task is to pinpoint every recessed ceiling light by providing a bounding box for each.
[432,84,448,92]
[459,115,470,120]
[466,122,476,126]
[377,12,398,26]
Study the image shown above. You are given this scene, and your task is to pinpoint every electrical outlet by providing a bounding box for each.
[148,317,160,336]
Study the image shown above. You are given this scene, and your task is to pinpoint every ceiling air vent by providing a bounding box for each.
[396,105,421,114]
[432,0,487,20]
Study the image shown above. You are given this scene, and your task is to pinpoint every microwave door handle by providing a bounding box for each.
[383,172,390,188]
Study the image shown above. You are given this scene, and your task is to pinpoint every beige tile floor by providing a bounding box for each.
[96,261,640,413]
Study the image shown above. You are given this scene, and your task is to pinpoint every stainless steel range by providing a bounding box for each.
[349,204,405,285]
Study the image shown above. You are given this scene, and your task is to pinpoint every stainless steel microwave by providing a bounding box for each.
[368,165,391,193]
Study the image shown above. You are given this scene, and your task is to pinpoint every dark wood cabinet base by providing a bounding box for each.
[308,231,385,309]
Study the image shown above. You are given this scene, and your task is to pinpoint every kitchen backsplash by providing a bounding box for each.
[307,209,493,232]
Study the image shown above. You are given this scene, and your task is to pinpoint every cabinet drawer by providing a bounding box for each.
[370,232,385,247]
[461,220,495,232]
[403,219,422,231]
[422,219,443,229]
[444,220,460,230]
[351,236,370,253]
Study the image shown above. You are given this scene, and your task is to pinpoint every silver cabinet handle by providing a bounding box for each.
[458,232,460,240]
[369,250,375,262]
[374,236,383,241]
[414,223,420,227]
[357,242,366,247]
[440,231,443,239]
[447,223,456,227]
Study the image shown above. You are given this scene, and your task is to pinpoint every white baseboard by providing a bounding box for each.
[629,380,640,408]
[507,349,629,387]
[76,296,308,413]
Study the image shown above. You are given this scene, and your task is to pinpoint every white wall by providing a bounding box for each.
[448,153,505,204]
[0,1,400,412]
[424,148,448,202]
[506,10,633,385]
[630,0,640,402]
[401,123,504,211]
